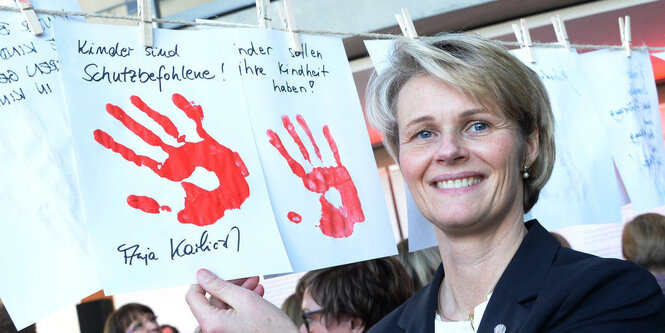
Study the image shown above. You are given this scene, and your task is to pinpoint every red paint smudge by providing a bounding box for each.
[287,211,302,223]
[95,94,250,226]
[127,195,165,214]
[268,114,364,238]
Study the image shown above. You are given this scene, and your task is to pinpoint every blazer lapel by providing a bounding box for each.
[398,264,444,333]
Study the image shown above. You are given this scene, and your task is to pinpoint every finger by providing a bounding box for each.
[267,129,306,179]
[130,95,182,142]
[105,103,169,151]
[296,114,322,161]
[185,284,218,324]
[239,276,260,291]
[172,94,206,138]
[210,295,229,310]
[322,125,341,166]
[209,279,263,308]
[93,129,162,173]
[196,268,256,313]
[228,277,263,297]
[253,283,265,297]
[282,115,312,163]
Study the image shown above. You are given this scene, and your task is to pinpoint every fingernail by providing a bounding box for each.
[196,268,215,284]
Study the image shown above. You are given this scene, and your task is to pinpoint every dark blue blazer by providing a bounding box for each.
[369,220,665,332]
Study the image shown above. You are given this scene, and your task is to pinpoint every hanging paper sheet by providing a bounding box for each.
[54,20,292,294]
[512,47,624,229]
[579,49,665,213]
[234,29,397,272]
[0,0,100,329]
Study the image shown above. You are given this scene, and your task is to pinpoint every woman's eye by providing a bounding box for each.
[416,130,433,139]
[470,122,489,132]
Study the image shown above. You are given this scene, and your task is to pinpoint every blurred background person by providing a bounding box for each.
[282,293,304,328]
[298,257,413,332]
[622,213,665,295]
[103,303,160,333]
[395,239,441,291]
[550,232,571,248]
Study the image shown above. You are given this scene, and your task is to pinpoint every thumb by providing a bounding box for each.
[196,269,255,312]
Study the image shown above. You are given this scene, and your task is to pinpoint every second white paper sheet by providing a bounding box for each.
[237,30,398,272]
[511,47,624,229]
[579,49,665,213]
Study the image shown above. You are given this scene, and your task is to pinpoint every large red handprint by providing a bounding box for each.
[266,114,365,238]
[94,94,250,226]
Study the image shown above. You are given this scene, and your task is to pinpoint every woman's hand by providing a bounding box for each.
[185,268,299,333]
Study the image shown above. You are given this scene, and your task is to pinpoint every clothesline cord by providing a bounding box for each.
[1,5,665,51]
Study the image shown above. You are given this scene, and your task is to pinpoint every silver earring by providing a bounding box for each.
[522,165,530,179]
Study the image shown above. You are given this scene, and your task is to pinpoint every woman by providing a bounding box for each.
[298,257,413,332]
[185,34,665,332]
[103,303,160,333]
[622,213,665,295]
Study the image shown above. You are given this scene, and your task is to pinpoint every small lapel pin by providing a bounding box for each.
[494,324,507,333]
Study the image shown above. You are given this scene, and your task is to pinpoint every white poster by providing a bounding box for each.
[0,0,99,329]
[55,21,292,294]
[580,49,665,213]
[512,47,624,229]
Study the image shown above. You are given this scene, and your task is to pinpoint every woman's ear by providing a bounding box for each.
[525,126,540,166]
[349,317,365,333]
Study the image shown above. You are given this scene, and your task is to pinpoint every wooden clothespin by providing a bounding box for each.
[277,0,301,52]
[14,0,43,35]
[550,14,570,51]
[395,8,417,38]
[137,0,153,47]
[619,16,631,57]
[255,0,271,28]
[512,19,534,63]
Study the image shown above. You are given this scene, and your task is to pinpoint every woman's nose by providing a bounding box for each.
[434,132,468,164]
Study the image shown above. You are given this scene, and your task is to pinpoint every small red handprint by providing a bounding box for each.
[94,93,250,226]
[266,114,365,238]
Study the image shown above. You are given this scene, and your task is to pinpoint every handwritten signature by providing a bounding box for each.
[170,227,240,260]
[116,227,240,266]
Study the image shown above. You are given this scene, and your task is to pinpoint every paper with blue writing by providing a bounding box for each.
[511,47,624,229]
[0,0,101,329]
[233,29,397,272]
[54,20,292,293]
[579,49,665,213]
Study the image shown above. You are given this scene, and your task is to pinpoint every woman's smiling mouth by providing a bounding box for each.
[434,176,482,189]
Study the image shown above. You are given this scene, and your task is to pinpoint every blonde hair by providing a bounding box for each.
[396,240,441,291]
[622,213,665,271]
[365,34,555,212]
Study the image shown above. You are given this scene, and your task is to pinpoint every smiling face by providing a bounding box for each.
[396,75,538,235]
